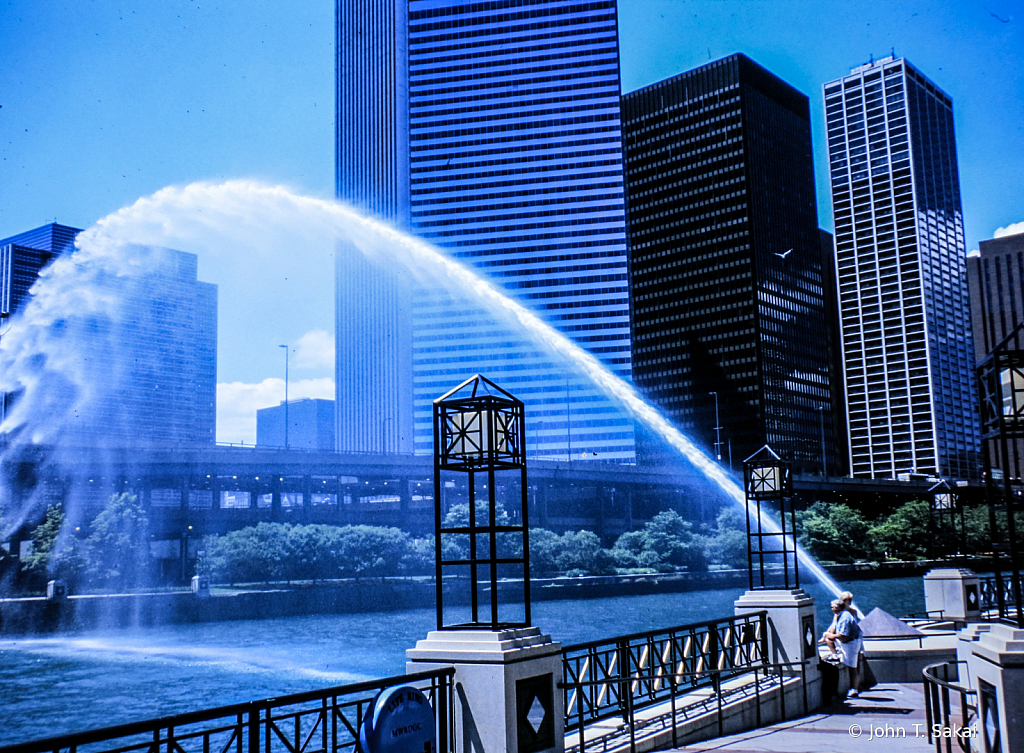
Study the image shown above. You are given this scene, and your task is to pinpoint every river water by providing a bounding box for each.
[0,576,924,745]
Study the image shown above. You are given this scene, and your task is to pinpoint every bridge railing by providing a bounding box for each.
[560,611,769,735]
[0,667,455,753]
[922,660,976,753]
[979,572,1023,621]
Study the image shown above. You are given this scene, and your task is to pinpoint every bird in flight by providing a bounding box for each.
[774,249,793,260]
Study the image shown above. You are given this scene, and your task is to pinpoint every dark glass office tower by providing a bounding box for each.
[622,54,835,472]
[825,57,978,479]
[0,223,81,424]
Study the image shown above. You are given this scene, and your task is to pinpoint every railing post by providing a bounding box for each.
[248,708,259,753]
[670,678,678,749]
[618,638,630,724]
[715,673,723,737]
[778,664,786,723]
[754,665,761,727]
[437,675,449,753]
[577,683,585,753]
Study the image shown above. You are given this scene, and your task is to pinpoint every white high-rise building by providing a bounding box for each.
[824,56,979,479]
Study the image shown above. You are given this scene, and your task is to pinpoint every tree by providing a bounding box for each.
[335,525,409,581]
[702,507,749,569]
[612,510,707,572]
[85,493,152,590]
[555,530,614,576]
[867,499,931,560]
[796,502,872,563]
[21,504,87,590]
[529,528,562,576]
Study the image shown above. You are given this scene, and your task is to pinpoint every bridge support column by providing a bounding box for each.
[967,623,1024,751]
[924,568,981,623]
[407,628,564,753]
[735,589,821,711]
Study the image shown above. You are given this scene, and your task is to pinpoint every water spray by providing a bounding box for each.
[2,180,848,601]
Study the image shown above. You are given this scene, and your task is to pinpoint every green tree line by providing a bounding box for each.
[17,493,152,592]
[796,499,994,563]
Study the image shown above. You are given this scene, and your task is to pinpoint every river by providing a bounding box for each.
[0,575,924,745]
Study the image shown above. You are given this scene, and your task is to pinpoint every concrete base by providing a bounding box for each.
[408,627,564,753]
[924,568,981,622]
[967,623,1024,752]
[734,589,821,711]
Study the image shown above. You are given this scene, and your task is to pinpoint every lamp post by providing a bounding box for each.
[742,445,798,590]
[433,374,530,629]
[710,391,722,461]
[278,344,289,450]
[817,405,828,478]
[929,479,963,557]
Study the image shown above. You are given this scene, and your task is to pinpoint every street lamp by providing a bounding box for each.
[433,374,530,630]
[278,344,289,450]
[742,445,798,590]
[929,479,964,557]
[817,405,828,478]
[709,391,722,461]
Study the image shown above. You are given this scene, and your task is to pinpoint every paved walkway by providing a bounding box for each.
[677,683,939,752]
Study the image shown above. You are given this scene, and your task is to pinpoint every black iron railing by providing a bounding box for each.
[560,659,806,753]
[922,660,977,753]
[979,572,1022,621]
[561,611,769,734]
[0,668,455,753]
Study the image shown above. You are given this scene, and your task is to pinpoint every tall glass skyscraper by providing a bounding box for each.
[622,55,835,472]
[824,56,979,479]
[337,0,635,460]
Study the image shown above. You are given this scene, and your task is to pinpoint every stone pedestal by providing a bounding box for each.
[407,627,564,753]
[924,568,981,622]
[957,623,992,669]
[735,589,821,710]
[967,623,1024,752]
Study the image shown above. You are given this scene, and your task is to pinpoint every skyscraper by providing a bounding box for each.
[336,0,635,460]
[967,231,1024,360]
[1,223,81,424]
[0,225,217,448]
[622,54,836,471]
[967,231,1024,480]
[824,56,979,479]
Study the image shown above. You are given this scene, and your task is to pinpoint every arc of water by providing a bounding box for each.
[14,180,846,600]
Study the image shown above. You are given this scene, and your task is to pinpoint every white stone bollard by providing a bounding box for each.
[923,568,981,622]
[407,627,564,753]
[735,589,821,711]
[966,623,1024,752]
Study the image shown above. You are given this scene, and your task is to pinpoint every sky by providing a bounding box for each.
[1,0,1022,442]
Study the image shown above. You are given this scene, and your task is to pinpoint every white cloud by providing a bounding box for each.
[217,377,334,445]
[293,329,335,370]
[995,222,1024,239]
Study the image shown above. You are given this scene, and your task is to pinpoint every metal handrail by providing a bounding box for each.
[922,660,977,753]
[561,612,769,734]
[560,659,808,753]
[0,667,456,753]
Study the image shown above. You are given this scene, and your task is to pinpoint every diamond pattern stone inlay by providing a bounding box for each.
[527,696,546,734]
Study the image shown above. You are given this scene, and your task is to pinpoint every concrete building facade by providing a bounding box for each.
[824,56,979,479]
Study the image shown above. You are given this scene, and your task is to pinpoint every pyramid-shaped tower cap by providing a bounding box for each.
[742,444,785,466]
[435,374,521,407]
[928,479,952,493]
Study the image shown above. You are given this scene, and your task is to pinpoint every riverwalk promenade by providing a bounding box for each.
[680,683,936,752]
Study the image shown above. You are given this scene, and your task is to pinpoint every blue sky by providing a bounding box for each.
[1,0,1021,441]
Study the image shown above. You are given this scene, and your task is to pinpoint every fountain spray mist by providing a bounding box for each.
[1,180,846,600]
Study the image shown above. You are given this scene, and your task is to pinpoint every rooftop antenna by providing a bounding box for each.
[891,47,896,59]
[869,53,874,65]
